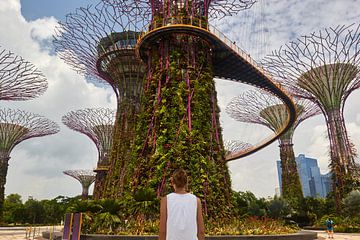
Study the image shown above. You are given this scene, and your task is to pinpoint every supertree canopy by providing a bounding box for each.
[262,23,360,209]
[226,89,321,207]
[53,3,146,102]
[63,170,96,200]
[98,0,296,219]
[104,0,256,19]
[0,46,48,100]
[53,2,147,199]
[62,108,116,200]
[0,108,59,219]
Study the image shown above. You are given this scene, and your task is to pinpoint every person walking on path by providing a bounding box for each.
[159,169,205,240]
[326,218,335,239]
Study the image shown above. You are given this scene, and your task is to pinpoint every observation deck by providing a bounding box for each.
[94,165,110,172]
[136,17,297,161]
[96,31,145,83]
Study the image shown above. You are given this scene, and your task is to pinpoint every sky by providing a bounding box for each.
[0,0,360,201]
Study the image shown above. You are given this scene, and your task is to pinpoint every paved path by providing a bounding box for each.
[307,230,360,240]
[0,226,58,240]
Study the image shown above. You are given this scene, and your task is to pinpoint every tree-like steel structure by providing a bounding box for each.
[223,140,252,157]
[63,170,96,200]
[0,108,59,218]
[262,24,360,209]
[0,46,48,100]
[54,2,147,199]
[226,90,321,207]
[99,0,265,219]
[103,0,255,19]
[62,108,116,200]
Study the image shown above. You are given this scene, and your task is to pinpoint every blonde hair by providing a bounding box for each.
[172,169,188,188]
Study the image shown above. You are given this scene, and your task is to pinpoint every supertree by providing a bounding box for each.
[63,170,96,200]
[62,108,116,199]
[102,0,296,218]
[53,2,147,198]
[0,46,47,100]
[262,24,360,210]
[223,140,252,158]
[226,89,321,207]
[0,108,59,219]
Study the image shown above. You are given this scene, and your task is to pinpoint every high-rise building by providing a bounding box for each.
[277,154,331,198]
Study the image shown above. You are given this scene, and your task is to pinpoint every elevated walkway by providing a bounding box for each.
[137,18,296,160]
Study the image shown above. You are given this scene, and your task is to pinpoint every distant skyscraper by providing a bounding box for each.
[277,154,331,198]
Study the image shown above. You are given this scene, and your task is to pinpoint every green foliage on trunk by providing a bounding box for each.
[125,34,232,219]
[279,143,303,209]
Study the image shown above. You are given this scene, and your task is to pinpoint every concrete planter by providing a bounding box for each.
[79,231,317,240]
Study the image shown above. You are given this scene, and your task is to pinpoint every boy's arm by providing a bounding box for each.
[159,197,167,240]
[196,197,205,240]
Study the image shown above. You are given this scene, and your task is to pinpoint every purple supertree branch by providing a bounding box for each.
[53,2,147,90]
[102,0,255,20]
[0,47,48,101]
[225,89,321,134]
[0,108,59,153]
[224,140,252,155]
[262,24,360,110]
[261,24,360,211]
[62,108,115,155]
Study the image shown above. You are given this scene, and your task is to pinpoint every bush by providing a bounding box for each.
[267,197,291,219]
[205,217,299,235]
[343,190,360,218]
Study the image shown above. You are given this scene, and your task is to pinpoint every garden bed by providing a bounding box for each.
[78,231,317,240]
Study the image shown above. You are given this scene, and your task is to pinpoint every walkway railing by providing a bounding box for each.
[137,16,294,160]
[137,16,284,92]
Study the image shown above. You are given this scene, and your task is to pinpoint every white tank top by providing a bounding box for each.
[166,192,198,240]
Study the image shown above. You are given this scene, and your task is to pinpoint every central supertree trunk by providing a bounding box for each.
[278,139,303,208]
[132,34,232,218]
[325,109,357,210]
[0,152,10,222]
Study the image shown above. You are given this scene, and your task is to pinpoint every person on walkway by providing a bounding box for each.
[159,169,205,240]
[325,218,334,239]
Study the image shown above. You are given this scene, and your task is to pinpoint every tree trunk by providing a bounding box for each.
[81,185,89,200]
[102,99,139,199]
[279,140,303,208]
[0,152,10,221]
[131,33,232,219]
[325,109,357,211]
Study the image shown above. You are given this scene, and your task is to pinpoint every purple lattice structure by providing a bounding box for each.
[63,170,96,200]
[103,0,256,20]
[261,23,360,209]
[62,108,116,199]
[53,2,146,103]
[223,140,252,157]
[54,2,148,199]
[226,89,321,203]
[0,108,59,218]
[226,90,320,141]
[0,46,48,101]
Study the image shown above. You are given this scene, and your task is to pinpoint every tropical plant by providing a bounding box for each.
[343,190,360,217]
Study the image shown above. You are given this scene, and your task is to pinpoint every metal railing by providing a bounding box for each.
[137,16,285,91]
